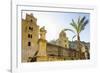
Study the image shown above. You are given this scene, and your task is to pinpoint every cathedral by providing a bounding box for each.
[22,13,89,62]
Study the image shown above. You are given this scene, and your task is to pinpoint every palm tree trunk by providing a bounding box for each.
[77,33,81,59]
[77,33,80,50]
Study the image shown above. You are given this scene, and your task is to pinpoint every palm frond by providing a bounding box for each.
[70,21,77,30]
[77,16,83,33]
[84,20,89,25]
[72,35,76,41]
[81,19,89,31]
[63,28,75,34]
[78,16,81,24]
[80,16,86,23]
[78,16,89,33]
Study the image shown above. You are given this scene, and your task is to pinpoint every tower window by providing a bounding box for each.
[28,34,32,38]
[29,27,33,31]
[65,44,67,47]
[30,19,33,22]
[28,42,31,46]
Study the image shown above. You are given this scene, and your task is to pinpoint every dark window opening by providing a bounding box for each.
[31,35,32,38]
[28,34,32,38]
[28,42,31,46]
[30,19,33,22]
[29,27,33,31]
[65,44,67,47]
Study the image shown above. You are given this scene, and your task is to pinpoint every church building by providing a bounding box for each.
[22,14,89,62]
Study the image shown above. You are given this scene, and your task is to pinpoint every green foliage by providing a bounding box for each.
[64,16,89,40]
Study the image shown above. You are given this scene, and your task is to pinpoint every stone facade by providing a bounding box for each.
[22,13,39,62]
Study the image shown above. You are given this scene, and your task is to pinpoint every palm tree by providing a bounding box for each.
[63,16,89,59]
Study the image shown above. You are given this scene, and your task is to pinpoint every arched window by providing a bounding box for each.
[28,42,31,46]
[29,27,33,31]
[65,44,67,47]
[28,34,32,38]
[30,19,33,22]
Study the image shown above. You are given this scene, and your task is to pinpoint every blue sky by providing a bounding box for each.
[22,11,90,42]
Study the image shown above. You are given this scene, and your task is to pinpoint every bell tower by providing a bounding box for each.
[57,30,69,48]
[22,13,39,62]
